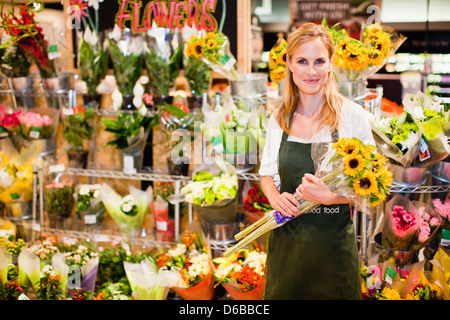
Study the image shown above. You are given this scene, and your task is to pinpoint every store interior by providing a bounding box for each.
[0,0,449,301]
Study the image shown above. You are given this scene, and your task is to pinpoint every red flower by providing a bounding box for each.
[3,112,20,129]
[69,0,88,24]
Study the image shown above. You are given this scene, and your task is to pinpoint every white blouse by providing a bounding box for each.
[259,99,376,181]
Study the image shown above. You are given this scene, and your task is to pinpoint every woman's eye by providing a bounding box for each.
[316,59,325,64]
[298,59,307,64]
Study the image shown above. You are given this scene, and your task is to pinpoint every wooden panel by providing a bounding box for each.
[237,0,251,74]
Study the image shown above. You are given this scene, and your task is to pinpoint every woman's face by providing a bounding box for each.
[288,37,332,97]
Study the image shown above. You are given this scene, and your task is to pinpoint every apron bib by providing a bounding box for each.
[263,131,361,300]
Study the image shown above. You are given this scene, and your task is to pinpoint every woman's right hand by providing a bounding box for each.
[270,192,301,217]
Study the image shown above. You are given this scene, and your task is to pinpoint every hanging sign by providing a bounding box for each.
[115,0,220,32]
[296,0,351,21]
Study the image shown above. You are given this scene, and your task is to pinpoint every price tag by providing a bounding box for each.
[18,293,30,300]
[29,127,40,139]
[84,215,97,225]
[156,220,168,232]
[123,155,136,174]
[441,229,450,247]
[49,164,65,173]
[62,237,77,245]
[62,107,75,116]
[219,55,236,71]
[418,137,431,161]
[93,234,110,242]
[48,44,61,60]
[31,223,41,232]
[211,134,224,153]
[383,265,398,285]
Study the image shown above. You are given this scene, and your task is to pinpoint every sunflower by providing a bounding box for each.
[370,152,388,168]
[270,66,286,82]
[276,49,287,65]
[334,38,369,70]
[344,153,366,177]
[333,137,361,157]
[191,39,205,58]
[353,170,379,196]
[206,38,218,50]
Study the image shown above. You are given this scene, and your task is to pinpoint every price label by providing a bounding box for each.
[84,215,97,225]
[383,265,398,285]
[31,223,41,232]
[156,220,168,232]
[29,127,40,139]
[62,237,77,245]
[49,164,65,173]
[123,155,136,174]
[441,229,450,247]
[93,234,110,242]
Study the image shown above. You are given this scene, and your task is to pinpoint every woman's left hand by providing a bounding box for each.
[295,173,336,206]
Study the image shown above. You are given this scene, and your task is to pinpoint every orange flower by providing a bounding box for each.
[156,254,170,268]
[54,274,60,281]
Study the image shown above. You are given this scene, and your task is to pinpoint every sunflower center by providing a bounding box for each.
[360,178,372,189]
[346,148,354,154]
[195,45,203,54]
[349,159,360,169]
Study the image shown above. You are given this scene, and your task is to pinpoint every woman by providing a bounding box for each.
[259,23,375,299]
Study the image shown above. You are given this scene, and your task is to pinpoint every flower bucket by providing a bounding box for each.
[430,161,450,183]
[372,233,419,267]
[336,79,367,101]
[7,76,35,110]
[193,196,238,224]
[230,73,267,111]
[172,273,215,300]
[222,282,264,300]
[389,163,427,187]
[119,128,148,173]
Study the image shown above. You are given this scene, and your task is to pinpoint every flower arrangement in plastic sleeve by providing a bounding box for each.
[185,31,238,81]
[268,33,287,83]
[213,245,266,300]
[0,33,31,78]
[62,106,95,151]
[123,255,180,300]
[75,183,105,225]
[368,110,421,167]
[72,0,108,96]
[360,263,409,300]
[18,111,55,140]
[144,26,183,99]
[99,183,153,236]
[408,201,442,251]
[0,2,57,79]
[156,229,214,300]
[64,244,99,294]
[44,179,75,220]
[1,110,21,136]
[432,198,450,229]
[224,137,393,258]
[402,91,450,166]
[404,260,449,300]
[36,264,64,300]
[323,19,405,83]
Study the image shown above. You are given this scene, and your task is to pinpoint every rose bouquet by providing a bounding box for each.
[185,31,238,81]
[225,137,393,258]
[0,2,57,79]
[243,182,272,223]
[18,110,57,140]
[123,255,180,300]
[156,229,214,300]
[75,183,105,226]
[402,91,450,167]
[144,27,183,104]
[268,34,287,84]
[381,196,420,250]
[368,110,422,167]
[408,202,442,251]
[432,198,450,229]
[213,247,266,300]
[99,183,153,236]
[1,110,21,136]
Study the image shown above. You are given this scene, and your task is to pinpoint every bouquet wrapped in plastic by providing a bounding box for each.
[185,31,238,81]
[404,260,449,300]
[75,184,105,226]
[179,157,238,223]
[408,201,442,251]
[156,229,214,300]
[368,110,422,168]
[402,91,450,167]
[224,137,393,258]
[268,33,287,84]
[124,256,180,300]
[213,246,266,300]
[99,183,153,236]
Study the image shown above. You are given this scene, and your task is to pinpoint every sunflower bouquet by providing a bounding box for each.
[323,19,405,98]
[224,137,393,258]
[185,31,239,81]
[268,34,287,83]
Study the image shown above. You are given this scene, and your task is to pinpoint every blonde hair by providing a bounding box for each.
[277,23,344,134]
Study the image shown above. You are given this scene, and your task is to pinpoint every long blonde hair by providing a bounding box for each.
[277,23,344,134]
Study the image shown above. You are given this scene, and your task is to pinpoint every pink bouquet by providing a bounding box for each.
[409,202,442,250]
[1,111,21,135]
[18,111,54,139]
[382,195,420,250]
[432,198,450,229]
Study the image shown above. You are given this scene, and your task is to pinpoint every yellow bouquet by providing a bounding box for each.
[268,33,287,83]
[224,137,393,258]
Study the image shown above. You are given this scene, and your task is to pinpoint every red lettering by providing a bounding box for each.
[132,2,146,32]
[187,0,200,30]
[115,0,133,29]
[158,1,177,28]
[145,2,159,29]
[174,2,187,29]
[200,0,217,32]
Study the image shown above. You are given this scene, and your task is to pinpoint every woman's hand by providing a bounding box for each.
[270,192,301,217]
[295,173,346,206]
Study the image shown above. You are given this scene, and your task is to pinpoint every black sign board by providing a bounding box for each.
[296,0,351,21]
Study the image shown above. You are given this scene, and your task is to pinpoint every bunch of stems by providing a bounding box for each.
[224,167,345,258]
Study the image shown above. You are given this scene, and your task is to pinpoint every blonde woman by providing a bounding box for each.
[259,23,375,299]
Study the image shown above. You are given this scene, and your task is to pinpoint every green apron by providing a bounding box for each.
[263,131,361,300]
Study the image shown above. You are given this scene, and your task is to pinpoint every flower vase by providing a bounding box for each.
[222,282,264,300]
[336,79,367,101]
[7,76,35,110]
[4,200,32,221]
[26,135,58,157]
[119,128,148,173]
[172,273,215,300]
[372,233,419,267]
[41,72,75,110]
